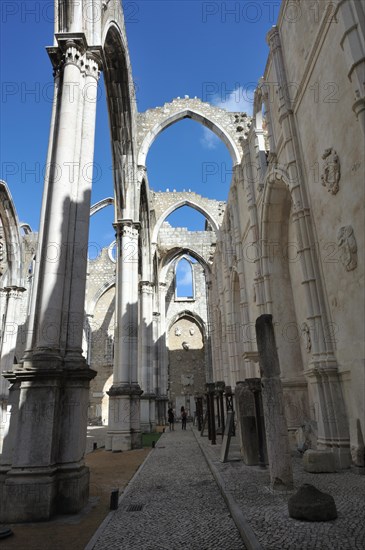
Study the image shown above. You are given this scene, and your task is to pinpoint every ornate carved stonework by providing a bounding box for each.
[321,148,340,195]
[51,44,101,81]
[84,56,101,80]
[120,223,139,240]
[64,45,84,69]
[0,232,5,276]
[337,225,357,271]
[181,374,194,387]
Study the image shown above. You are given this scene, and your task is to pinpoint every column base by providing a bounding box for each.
[0,465,90,523]
[105,431,142,452]
[156,395,168,426]
[105,431,132,452]
[106,384,143,451]
[140,393,156,433]
[317,440,352,469]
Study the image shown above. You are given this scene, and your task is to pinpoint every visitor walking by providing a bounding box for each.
[181,406,187,430]
[168,407,175,431]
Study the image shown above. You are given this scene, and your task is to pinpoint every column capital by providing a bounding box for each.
[84,53,102,80]
[113,219,140,239]
[47,34,102,80]
[139,280,154,292]
[1,286,26,299]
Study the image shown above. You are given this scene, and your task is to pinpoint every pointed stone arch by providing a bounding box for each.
[152,198,219,244]
[103,22,137,218]
[0,181,22,286]
[160,247,212,285]
[139,180,152,280]
[260,164,350,464]
[90,197,114,217]
[167,310,206,339]
[137,98,252,167]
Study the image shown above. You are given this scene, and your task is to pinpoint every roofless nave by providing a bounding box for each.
[0,0,364,523]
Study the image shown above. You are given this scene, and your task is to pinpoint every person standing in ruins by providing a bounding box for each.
[181,406,187,430]
[168,407,175,431]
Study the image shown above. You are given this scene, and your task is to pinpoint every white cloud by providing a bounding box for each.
[200,127,220,150]
[200,86,254,150]
[176,260,193,286]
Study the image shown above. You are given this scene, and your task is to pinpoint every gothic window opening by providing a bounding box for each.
[175,256,196,300]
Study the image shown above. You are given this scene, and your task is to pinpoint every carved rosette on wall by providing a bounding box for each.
[337,225,357,271]
[321,148,340,195]
[174,326,181,337]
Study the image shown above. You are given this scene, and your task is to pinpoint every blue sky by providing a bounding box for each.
[0,0,274,250]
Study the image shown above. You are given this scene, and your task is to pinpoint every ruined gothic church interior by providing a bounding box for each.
[0,0,364,525]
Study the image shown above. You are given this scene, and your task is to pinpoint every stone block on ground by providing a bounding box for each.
[303,449,336,473]
[288,483,337,521]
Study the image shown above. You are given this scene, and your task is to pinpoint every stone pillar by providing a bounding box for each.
[235,379,267,466]
[157,282,168,419]
[0,36,99,523]
[225,385,235,436]
[206,382,216,445]
[106,220,142,451]
[195,394,204,431]
[255,314,293,490]
[0,286,25,453]
[215,381,225,435]
[139,281,154,433]
[205,281,214,382]
[152,311,162,425]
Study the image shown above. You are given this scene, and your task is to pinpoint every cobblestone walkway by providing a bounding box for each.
[87,428,246,550]
[196,430,365,550]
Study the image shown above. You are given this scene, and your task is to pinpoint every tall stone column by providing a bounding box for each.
[56,48,101,492]
[205,281,213,382]
[0,35,99,523]
[139,281,155,432]
[255,314,293,490]
[106,220,142,451]
[159,283,168,396]
[0,286,25,453]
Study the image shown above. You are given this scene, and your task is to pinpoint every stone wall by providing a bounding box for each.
[168,316,206,418]
[209,0,365,467]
